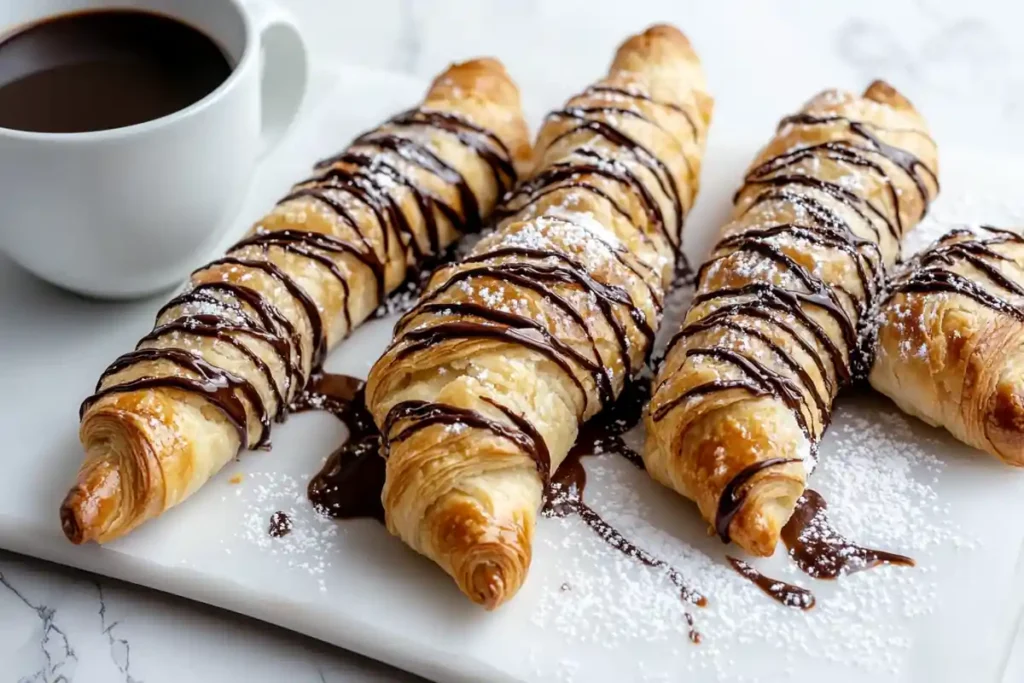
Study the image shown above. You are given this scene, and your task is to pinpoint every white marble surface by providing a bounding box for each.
[4,1,1024,681]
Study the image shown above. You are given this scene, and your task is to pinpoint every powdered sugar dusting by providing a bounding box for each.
[227,470,339,592]
[527,396,967,680]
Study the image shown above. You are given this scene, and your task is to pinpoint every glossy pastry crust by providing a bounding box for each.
[645,81,939,556]
[366,24,712,608]
[62,59,531,544]
[870,226,1024,466]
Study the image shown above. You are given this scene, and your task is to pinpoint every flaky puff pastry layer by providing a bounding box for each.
[645,81,939,556]
[366,24,711,608]
[870,226,1024,466]
[63,59,530,544]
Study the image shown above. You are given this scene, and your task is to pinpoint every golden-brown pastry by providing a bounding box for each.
[644,81,939,556]
[61,59,531,544]
[366,24,712,608]
[869,225,1024,466]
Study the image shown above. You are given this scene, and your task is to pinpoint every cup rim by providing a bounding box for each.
[0,0,255,143]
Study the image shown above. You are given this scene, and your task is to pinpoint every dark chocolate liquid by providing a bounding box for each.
[0,10,231,133]
[268,511,293,538]
[298,374,386,523]
[727,556,815,610]
[781,489,914,579]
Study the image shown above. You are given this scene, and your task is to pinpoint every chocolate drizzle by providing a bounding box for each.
[383,399,551,481]
[543,448,705,643]
[498,83,697,274]
[727,556,815,610]
[376,82,700,457]
[81,348,263,448]
[777,113,940,217]
[389,227,657,414]
[883,226,1024,323]
[81,105,515,459]
[781,489,914,579]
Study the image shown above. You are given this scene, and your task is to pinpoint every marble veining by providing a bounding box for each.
[1,570,78,683]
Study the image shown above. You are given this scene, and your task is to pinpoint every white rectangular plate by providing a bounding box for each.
[2,64,1024,683]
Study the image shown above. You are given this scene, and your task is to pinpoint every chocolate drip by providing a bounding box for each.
[727,556,815,610]
[567,377,650,469]
[299,374,386,523]
[482,397,553,481]
[544,445,705,643]
[268,511,293,538]
[363,84,703,627]
[82,106,512,461]
[536,378,703,641]
[290,372,364,414]
[714,458,801,543]
[781,489,914,578]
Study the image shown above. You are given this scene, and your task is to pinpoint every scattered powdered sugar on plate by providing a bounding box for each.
[529,400,968,680]
[226,469,339,592]
[813,403,969,555]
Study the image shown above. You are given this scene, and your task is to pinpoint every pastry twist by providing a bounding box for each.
[62,59,531,544]
[870,226,1024,466]
[645,81,939,556]
[366,24,712,608]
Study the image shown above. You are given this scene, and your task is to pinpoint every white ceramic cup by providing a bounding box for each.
[0,0,307,298]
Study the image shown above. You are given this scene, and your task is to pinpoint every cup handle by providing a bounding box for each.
[243,0,308,159]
